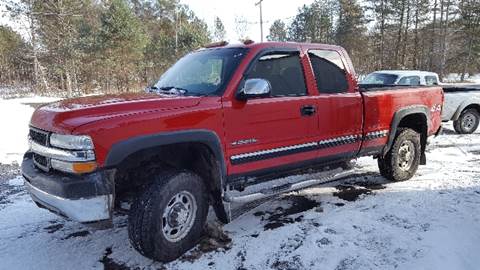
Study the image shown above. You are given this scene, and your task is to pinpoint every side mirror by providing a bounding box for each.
[237,78,271,100]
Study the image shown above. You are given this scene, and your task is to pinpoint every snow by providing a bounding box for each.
[0,97,60,165]
[443,73,480,83]
[0,97,479,270]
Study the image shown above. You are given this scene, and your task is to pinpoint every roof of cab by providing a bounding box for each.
[201,41,346,52]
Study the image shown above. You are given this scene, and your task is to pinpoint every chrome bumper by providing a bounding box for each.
[25,180,113,222]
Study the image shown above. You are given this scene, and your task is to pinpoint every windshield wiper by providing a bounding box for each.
[156,86,189,95]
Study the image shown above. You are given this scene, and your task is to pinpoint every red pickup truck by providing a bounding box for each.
[22,42,443,262]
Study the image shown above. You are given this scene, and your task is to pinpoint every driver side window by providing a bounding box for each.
[246,52,307,97]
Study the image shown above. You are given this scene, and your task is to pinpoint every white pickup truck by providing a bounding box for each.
[442,85,480,134]
[361,70,440,86]
[362,70,480,134]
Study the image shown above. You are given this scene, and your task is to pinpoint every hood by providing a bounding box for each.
[30,93,201,133]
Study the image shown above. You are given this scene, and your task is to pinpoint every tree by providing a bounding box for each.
[98,0,147,92]
[458,0,480,80]
[140,0,210,84]
[335,0,369,73]
[288,1,336,43]
[213,16,226,41]
[267,19,287,41]
[0,26,32,86]
[5,0,45,92]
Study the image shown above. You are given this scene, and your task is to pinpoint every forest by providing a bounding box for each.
[0,0,479,96]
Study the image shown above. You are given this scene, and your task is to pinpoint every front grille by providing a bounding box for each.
[29,128,49,146]
[33,153,50,172]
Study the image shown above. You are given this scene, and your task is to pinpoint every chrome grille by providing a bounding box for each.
[29,128,49,146]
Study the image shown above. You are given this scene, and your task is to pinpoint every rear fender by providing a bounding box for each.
[384,106,429,161]
[452,99,480,121]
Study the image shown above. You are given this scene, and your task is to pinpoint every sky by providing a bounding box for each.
[0,0,315,43]
[181,0,315,42]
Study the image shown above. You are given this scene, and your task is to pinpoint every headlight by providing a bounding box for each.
[50,134,94,150]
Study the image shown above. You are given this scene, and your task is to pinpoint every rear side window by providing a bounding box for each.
[361,73,398,85]
[246,52,307,97]
[308,50,348,94]
[398,76,420,85]
[425,76,438,85]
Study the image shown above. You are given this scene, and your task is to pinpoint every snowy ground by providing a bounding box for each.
[0,98,479,270]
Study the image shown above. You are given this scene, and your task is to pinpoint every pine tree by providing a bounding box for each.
[0,26,31,86]
[99,0,147,92]
[288,1,337,43]
[335,0,369,73]
[267,19,287,41]
[213,17,226,41]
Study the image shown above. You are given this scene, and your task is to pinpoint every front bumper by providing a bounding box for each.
[21,152,115,223]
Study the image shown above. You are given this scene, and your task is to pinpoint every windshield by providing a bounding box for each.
[154,48,248,96]
[361,73,398,85]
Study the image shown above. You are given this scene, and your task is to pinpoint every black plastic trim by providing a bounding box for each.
[105,129,226,186]
[384,106,429,155]
[22,152,115,200]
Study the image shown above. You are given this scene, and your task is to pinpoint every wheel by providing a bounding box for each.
[377,128,421,181]
[128,170,208,262]
[453,109,480,134]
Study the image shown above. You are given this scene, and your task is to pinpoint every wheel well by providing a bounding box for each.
[397,113,428,163]
[462,104,480,115]
[114,142,227,221]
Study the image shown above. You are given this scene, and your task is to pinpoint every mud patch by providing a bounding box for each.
[254,195,320,231]
[63,230,90,239]
[180,222,232,262]
[333,185,372,201]
[469,150,480,155]
[44,223,64,234]
[100,247,137,270]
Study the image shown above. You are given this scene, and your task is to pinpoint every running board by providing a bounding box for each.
[224,168,352,204]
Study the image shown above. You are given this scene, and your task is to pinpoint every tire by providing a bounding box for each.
[378,128,421,181]
[128,170,208,262]
[453,109,480,134]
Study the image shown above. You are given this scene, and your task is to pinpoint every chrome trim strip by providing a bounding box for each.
[365,130,389,140]
[30,141,95,162]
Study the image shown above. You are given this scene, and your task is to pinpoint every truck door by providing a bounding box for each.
[223,49,319,175]
[306,49,363,160]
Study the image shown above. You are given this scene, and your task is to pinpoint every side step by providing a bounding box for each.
[224,168,353,204]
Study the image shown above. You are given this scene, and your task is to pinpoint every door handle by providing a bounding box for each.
[301,105,316,116]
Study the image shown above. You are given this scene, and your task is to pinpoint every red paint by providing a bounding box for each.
[29,42,444,175]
